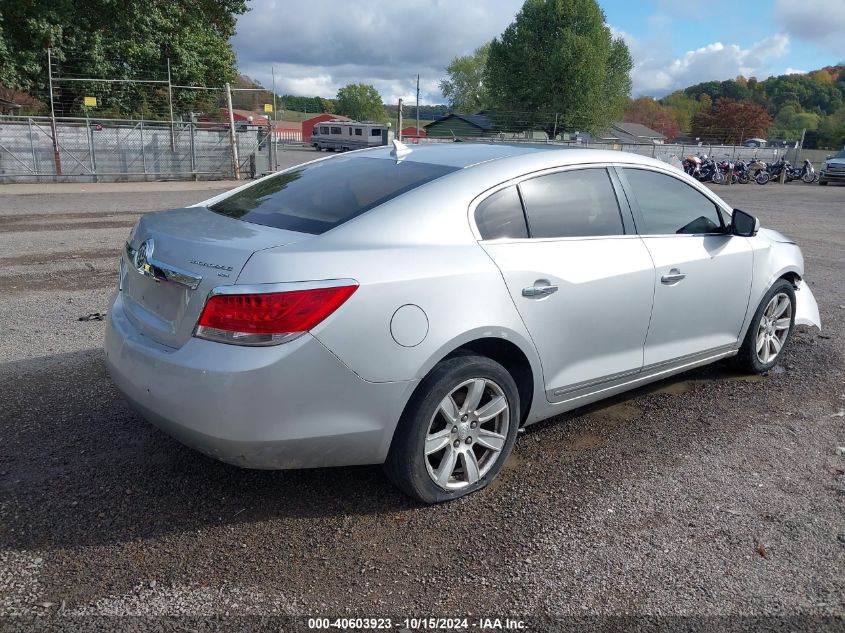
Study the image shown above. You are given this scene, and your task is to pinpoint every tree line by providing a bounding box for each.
[621,68,845,149]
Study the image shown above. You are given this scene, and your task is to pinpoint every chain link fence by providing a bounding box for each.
[0,115,288,182]
[1,115,832,183]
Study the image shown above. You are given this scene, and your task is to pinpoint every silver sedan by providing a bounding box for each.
[105,143,821,503]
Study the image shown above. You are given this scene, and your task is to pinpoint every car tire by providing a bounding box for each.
[735,279,796,374]
[384,354,520,504]
[819,180,828,186]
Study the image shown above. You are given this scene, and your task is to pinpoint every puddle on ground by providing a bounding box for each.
[650,368,773,395]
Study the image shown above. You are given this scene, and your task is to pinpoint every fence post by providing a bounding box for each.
[27,118,39,175]
[46,48,62,176]
[140,120,147,176]
[225,83,240,180]
[189,121,196,179]
[87,120,98,183]
[167,58,175,151]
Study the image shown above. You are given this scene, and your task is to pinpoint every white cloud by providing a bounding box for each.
[772,0,845,57]
[628,34,791,96]
[784,68,808,75]
[232,0,523,104]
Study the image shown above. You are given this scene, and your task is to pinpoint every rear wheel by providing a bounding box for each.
[736,279,795,374]
[384,355,520,503]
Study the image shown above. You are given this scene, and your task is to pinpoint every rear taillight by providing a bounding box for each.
[195,284,357,346]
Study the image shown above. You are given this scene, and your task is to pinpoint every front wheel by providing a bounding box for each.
[711,171,724,184]
[801,172,815,183]
[756,171,771,184]
[384,355,520,503]
[735,280,795,374]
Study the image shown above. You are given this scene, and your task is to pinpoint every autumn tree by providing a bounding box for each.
[622,97,680,139]
[440,43,490,112]
[658,91,706,132]
[691,98,772,144]
[484,0,632,135]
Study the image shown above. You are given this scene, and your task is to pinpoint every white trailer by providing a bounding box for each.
[311,121,388,152]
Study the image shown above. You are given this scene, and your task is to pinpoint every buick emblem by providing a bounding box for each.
[136,238,154,272]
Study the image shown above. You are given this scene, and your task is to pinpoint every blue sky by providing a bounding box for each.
[601,0,843,95]
[232,0,845,104]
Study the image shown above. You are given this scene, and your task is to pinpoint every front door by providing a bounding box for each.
[479,167,655,401]
[619,166,753,368]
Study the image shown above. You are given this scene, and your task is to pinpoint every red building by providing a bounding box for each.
[302,114,351,142]
[401,126,427,139]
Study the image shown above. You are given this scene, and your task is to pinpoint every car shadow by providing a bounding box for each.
[0,349,414,551]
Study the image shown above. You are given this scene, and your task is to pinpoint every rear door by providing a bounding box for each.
[478,167,655,402]
[617,166,753,367]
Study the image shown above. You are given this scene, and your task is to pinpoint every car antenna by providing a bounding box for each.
[390,139,412,159]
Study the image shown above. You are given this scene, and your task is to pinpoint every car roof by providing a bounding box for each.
[356,142,662,171]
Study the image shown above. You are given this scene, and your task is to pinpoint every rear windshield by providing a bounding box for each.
[209,156,457,234]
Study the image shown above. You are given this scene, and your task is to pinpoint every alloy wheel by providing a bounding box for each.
[756,292,792,364]
[424,378,510,490]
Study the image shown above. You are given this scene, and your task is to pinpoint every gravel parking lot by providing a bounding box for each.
[0,166,843,628]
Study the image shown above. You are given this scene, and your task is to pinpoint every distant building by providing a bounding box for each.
[744,137,767,148]
[400,126,427,139]
[220,109,270,126]
[273,120,303,142]
[425,113,496,138]
[593,122,667,145]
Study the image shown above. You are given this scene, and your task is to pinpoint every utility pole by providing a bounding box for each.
[225,83,240,180]
[167,58,175,150]
[398,98,403,141]
[416,75,420,136]
[46,48,62,176]
[271,65,278,125]
[798,127,806,161]
[272,65,278,168]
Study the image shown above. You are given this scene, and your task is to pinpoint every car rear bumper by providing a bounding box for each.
[105,292,416,469]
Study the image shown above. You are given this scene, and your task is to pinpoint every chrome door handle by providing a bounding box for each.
[522,284,558,297]
[661,268,686,284]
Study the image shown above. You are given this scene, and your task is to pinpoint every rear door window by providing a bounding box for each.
[209,156,458,234]
[475,186,528,240]
[518,168,624,238]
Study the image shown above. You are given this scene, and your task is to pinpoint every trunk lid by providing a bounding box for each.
[121,207,310,348]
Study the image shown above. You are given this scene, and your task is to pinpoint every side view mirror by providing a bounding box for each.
[731,208,759,237]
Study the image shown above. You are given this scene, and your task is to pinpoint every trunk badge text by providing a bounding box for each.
[189,259,234,278]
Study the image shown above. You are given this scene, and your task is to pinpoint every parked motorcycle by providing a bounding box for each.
[787,159,818,183]
[733,160,751,184]
[749,159,769,183]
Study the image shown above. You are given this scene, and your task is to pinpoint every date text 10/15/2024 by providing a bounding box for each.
[307,617,527,630]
